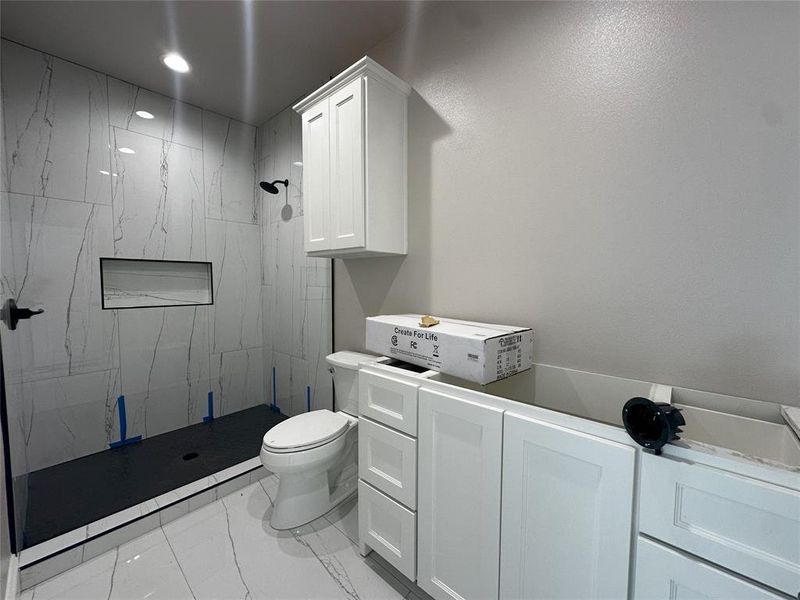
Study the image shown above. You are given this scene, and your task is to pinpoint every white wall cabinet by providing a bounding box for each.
[500,412,636,600]
[417,387,504,600]
[635,537,786,600]
[300,98,331,253]
[294,57,410,258]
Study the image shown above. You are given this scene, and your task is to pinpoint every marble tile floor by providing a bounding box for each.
[20,474,433,600]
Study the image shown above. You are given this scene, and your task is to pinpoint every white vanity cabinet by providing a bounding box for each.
[356,361,799,600]
[500,412,636,600]
[357,368,421,580]
[417,387,504,600]
[293,57,410,258]
[637,450,800,598]
[635,537,786,600]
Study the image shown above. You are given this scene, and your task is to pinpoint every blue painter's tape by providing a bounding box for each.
[118,395,126,440]
[306,386,311,412]
[109,395,142,448]
[270,367,279,413]
[203,391,214,423]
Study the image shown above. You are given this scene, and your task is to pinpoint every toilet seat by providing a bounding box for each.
[262,410,350,453]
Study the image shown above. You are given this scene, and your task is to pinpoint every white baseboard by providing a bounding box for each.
[3,554,19,600]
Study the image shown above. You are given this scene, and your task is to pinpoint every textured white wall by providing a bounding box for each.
[334,1,800,406]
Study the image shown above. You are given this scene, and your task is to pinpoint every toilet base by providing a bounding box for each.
[269,465,357,530]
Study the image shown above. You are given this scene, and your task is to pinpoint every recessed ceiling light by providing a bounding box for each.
[293,161,303,167]
[135,110,155,119]
[162,52,190,73]
[118,147,136,154]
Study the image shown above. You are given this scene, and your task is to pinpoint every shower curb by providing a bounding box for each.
[18,458,269,590]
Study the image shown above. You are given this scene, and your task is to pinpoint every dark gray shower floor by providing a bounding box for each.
[23,404,286,549]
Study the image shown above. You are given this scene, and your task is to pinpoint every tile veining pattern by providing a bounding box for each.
[0,39,332,479]
[258,108,332,418]
[19,475,425,600]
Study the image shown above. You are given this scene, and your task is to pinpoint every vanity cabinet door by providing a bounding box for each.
[417,388,503,600]
[499,412,635,600]
[328,77,365,251]
[301,98,331,253]
[639,452,800,596]
[634,536,786,600]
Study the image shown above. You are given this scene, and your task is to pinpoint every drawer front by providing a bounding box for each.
[635,537,784,600]
[358,480,416,580]
[639,452,800,596]
[359,370,419,436]
[359,417,417,509]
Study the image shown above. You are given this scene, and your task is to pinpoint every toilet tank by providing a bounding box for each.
[327,351,380,416]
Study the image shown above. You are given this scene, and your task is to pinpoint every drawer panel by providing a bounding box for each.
[359,417,417,509]
[634,537,784,600]
[359,370,419,436]
[639,452,800,596]
[358,480,416,580]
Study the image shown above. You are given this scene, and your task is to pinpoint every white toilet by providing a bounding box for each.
[259,351,379,530]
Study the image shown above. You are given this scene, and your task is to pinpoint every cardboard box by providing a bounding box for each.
[366,314,533,384]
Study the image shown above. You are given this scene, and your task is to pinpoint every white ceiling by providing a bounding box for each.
[0,0,420,124]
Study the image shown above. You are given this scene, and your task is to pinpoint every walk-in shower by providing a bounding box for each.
[0,38,332,560]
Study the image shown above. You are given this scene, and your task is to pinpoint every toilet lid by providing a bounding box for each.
[262,410,350,453]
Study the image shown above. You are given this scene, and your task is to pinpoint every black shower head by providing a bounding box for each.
[259,179,289,194]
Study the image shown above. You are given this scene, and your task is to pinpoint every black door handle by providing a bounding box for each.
[1,298,44,330]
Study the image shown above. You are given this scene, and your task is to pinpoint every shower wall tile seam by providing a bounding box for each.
[203,215,261,226]
[8,365,117,386]
[107,125,202,151]
[0,190,112,207]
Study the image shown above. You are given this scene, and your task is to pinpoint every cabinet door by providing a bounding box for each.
[301,99,330,253]
[639,452,800,597]
[500,412,636,600]
[635,537,785,600]
[328,77,365,250]
[418,388,504,600]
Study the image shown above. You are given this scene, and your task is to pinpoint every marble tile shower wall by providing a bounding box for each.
[257,108,332,418]
[0,39,330,478]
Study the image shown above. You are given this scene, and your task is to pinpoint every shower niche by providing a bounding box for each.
[100,257,213,309]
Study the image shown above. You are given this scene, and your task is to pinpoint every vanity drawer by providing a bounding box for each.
[358,480,417,580]
[639,452,800,596]
[359,370,419,436]
[359,417,417,509]
[634,536,785,600]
